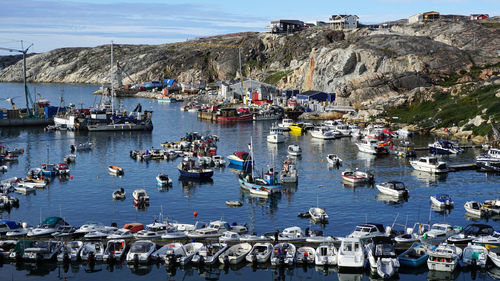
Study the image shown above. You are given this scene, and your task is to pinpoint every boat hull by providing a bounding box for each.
[178,168,213,179]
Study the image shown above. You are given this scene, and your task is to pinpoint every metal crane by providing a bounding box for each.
[0,41,34,115]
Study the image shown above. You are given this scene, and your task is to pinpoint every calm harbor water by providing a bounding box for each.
[1,82,500,280]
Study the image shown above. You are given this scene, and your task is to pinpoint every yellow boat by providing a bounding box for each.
[289,123,304,135]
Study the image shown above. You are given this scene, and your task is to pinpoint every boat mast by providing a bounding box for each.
[110,41,114,115]
[250,138,254,179]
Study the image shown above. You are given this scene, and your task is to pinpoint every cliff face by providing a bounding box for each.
[0,19,499,109]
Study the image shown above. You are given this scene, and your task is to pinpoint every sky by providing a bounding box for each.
[0,0,497,55]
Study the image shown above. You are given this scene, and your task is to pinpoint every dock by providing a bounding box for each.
[414,145,482,151]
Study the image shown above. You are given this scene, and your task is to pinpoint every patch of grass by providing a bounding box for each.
[264,69,293,85]
[472,123,492,136]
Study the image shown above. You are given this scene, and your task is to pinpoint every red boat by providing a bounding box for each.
[217,108,253,122]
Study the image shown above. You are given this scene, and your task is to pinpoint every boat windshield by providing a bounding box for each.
[432,225,447,231]
[130,242,151,253]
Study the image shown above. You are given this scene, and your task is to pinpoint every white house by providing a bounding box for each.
[330,15,359,30]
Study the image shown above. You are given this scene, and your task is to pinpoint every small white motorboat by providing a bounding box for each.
[23,241,61,261]
[488,246,500,268]
[126,240,156,264]
[427,243,462,272]
[211,155,226,167]
[287,144,302,156]
[179,242,204,266]
[71,142,93,152]
[103,239,127,262]
[420,223,459,244]
[464,201,488,217]
[267,124,285,143]
[239,233,272,242]
[64,154,76,163]
[108,165,124,175]
[341,169,374,184]
[246,242,273,263]
[132,189,150,205]
[315,243,338,266]
[192,243,228,265]
[278,118,293,131]
[112,188,126,200]
[410,156,449,173]
[162,242,185,265]
[219,231,241,243]
[309,207,329,223]
[278,226,306,242]
[218,243,252,265]
[430,194,454,208]
[376,181,409,198]
[326,154,342,166]
[337,237,365,270]
[156,173,172,186]
[462,243,487,268]
[365,236,399,278]
[225,200,243,207]
[296,246,316,264]
[57,241,83,262]
[80,241,104,262]
[107,228,134,239]
[270,243,296,266]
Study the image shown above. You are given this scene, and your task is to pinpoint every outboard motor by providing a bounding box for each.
[88,252,96,265]
[198,255,204,265]
[70,145,75,153]
[63,252,70,263]
[223,255,229,265]
[133,253,139,265]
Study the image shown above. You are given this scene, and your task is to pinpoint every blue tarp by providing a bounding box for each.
[163,79,176,87]
[0,220,19,230]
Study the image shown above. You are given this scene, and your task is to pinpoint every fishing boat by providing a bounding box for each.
[192,243,228,265]
[326,154,342,166]
[428,140,463,154]
[156,173,172,186]
[315,243,338,266]
[41,163,57,177]
[341,169,374,184]
[57,241,83,262]
[216,108,253,122]
[239,167,281,197]
[296,246,316,264]
[132,189,150,205]
[80,241,105,262]
[126,240,156,264]
[246,242,273,263]
[157,94,177,103]
[376,181,409,198]
[410,156,449,174]
[227,151,253,168]
[447,224,494,245]
[112,188,126,200]
[108,165,123,175]
[365,236,399,278]
[270,243,296,266]
[267,124,285,143]
[287,144,302,156]
[103,239,127,262]
[427,243,462,272]
[398,243,436,267]
[309,207,329,223]
[178,158,213,179]
[430,194,454,208]
[390,140,417,158]
[280,158,298,183]
[219,243,252,265]
[337,237,365,270]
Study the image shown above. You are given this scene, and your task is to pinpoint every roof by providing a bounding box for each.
[0,220,18,229]
[297,90,326,96]
[270,20,304,25]
[163,79,176,87]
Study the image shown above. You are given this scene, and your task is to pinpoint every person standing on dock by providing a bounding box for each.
[274,229,279,243]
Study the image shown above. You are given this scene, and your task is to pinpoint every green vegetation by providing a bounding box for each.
[384,84,500,136]
[438,62,500,87]
[264,69,293,85]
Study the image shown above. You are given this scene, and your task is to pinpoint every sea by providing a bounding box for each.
[0,82,500,281]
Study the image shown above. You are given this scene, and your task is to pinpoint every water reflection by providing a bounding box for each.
[376,192,408,207]
[427,269,460,281]
[127,263,152,275]
[411,170,448,185]
[337,271,363,281]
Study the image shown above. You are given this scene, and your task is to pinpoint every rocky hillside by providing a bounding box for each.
[0,18,499,117]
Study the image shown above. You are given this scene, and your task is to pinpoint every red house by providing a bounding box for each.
[470,14,489,21]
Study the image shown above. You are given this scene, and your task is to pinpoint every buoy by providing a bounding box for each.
[193,211,198,217]
[70,176,73,180]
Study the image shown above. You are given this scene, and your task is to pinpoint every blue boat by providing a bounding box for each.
[177,160,213,179]
[0,220,19,233]
[238,167,281,196]
[428,140,463,154]
[41,163,57,177]
[398,243,436,267]
[227,152,253,168]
